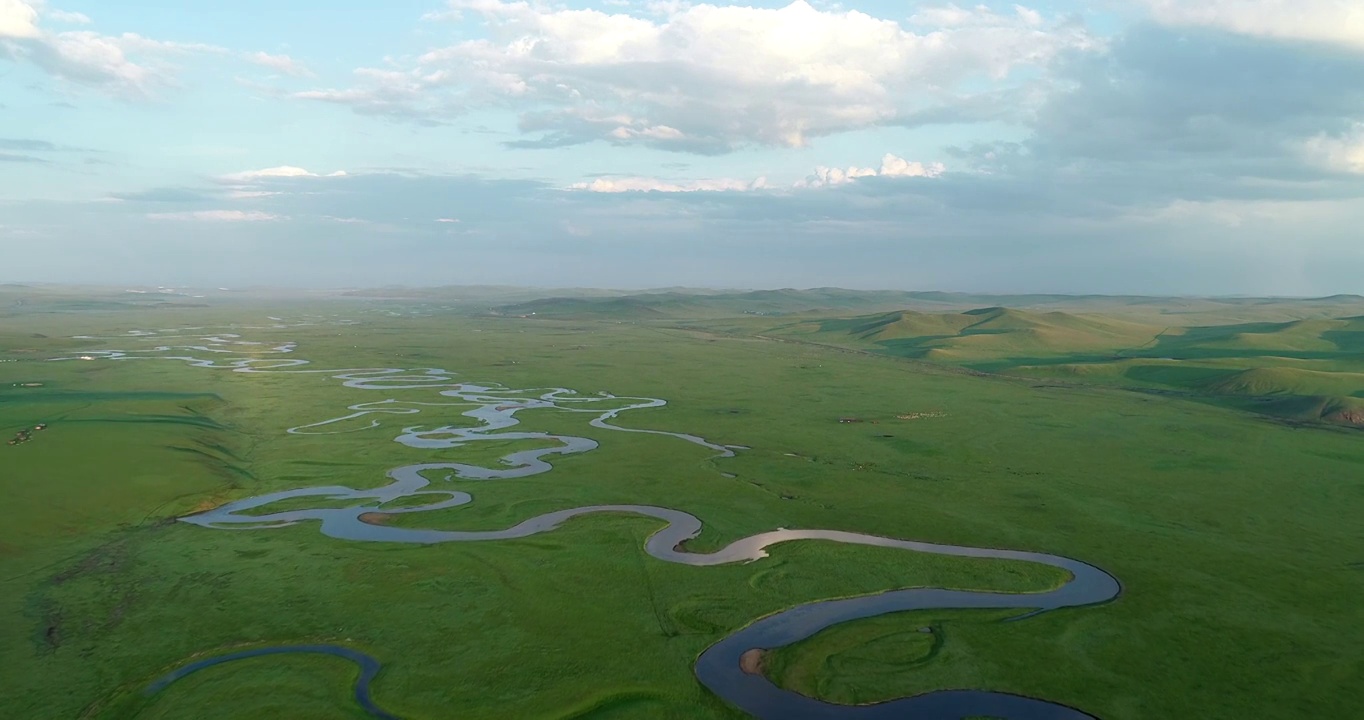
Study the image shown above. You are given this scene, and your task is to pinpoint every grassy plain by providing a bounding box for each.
[2,286,1363,719]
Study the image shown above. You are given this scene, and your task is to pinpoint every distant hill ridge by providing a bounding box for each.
[488,288,1364,322]
[796,307,1166,359]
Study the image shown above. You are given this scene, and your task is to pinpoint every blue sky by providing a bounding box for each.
[3,0,1363,293]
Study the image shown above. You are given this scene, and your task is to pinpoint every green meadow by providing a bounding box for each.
[2,286,1363,719]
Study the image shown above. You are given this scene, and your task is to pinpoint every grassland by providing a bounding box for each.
[2,288,1363,719]
[720,304,1364,429]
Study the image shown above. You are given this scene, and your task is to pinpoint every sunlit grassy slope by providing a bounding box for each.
[743,305,1364,428]
[792,307,1165,360]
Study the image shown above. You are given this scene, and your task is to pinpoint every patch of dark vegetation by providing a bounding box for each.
[27,595,64,652]
[168,440,254,486]
[880,437,944,457]
[50,540,132,586]
[164,570,234,602]
[194,439,243,461]
[0,389,222,404]
[31,522,194,656]
[30,545,134,653]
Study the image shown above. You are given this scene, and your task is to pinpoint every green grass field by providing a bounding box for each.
[3,288,1363,719]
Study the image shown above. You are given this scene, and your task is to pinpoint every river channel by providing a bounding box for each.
[55,328,1119,719]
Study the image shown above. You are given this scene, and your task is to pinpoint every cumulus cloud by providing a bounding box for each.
[1138,0,1364,50]
[245,51,312,77]
[220,166,346,182]
[146,210,280,222]
[570,175,766,193]
[0,2,201,97]
[2,3,315,98]
[0,0,39,38]
[1305,124,1364,174]
[294,67,465,124]
[299,0,1095,151]
[571,154,943,192]
[936,23,1364,218]
[798,154,945,187]
[45,9,91,25]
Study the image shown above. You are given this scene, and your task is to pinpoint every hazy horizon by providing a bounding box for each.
[4,1,1364,294]
[10,275,1364,298]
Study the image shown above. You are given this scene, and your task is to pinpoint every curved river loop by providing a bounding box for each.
[53,325,1121,720]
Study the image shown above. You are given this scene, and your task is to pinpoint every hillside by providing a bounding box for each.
[489,288,1364,324]
[791,307,1164,359]
[1204,367,1364,397]
[492,288,954,319]
[763,304,1364,429]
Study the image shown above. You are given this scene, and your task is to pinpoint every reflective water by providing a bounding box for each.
[59,327,1119,719]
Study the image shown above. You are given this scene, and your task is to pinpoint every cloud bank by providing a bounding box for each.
[299,0,1094,152]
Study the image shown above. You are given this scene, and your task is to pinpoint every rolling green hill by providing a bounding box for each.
[785,307,1164,360]
[1204,367,1364,397]
[492,288,1364,326]
[491,288,956,319]
[739,305,1364,429]
[1148,316,1364,355]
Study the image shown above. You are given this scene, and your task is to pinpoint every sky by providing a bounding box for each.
[2,0,1363,294]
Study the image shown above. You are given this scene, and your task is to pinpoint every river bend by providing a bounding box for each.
[54,327,1119,719]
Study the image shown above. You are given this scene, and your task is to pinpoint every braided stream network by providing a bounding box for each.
[55,326,1119,719]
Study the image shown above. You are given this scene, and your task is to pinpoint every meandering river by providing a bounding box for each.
[56,327,1119,719]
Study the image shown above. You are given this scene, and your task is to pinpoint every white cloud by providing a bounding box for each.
[147,210,281,222]
[3,3,307,98]
[29,31,170,96]
[220,166,347,182]
[879,154,946,178]
[294,67,465,122]
[46,9,91,25]
[246,51,312,77]
[436,217,460,222]
[0,2,199,97]
[0,0,39,38]
[302,0,1094,150]
[910,4,1044,29]
[1304,124,1364,174]
[1138,0,1364,49]
[797,154,945,187]
[570,176,765,193]
[571,154,940,192]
